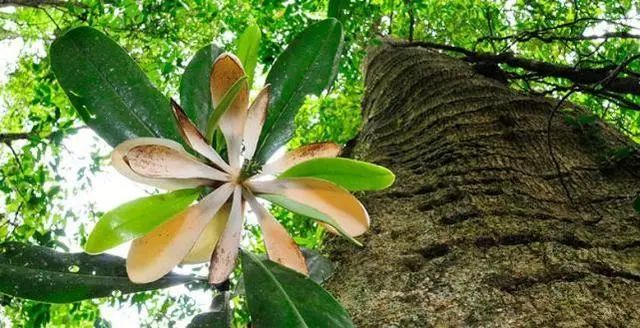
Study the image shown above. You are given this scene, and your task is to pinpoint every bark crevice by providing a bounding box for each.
[327,42,640,327]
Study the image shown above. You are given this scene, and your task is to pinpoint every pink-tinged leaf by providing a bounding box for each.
[209,185,245,284]
[126,183,234,283]
[245,191,307,275]
[243,85,270,160]
[210,53,249,169]
[318,222,339,235]
[112,138,210,190]
[261,143,341,175]
[170,99,231,172]
[181,202,231,264]
[249,178,369,237]
[125,144,229,181]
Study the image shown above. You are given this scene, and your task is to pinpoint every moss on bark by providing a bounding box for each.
[326,42,640,327]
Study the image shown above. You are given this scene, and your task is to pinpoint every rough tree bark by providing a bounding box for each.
[326,42,640,327]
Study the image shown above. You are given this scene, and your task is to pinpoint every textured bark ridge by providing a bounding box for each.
[326,42,640,327]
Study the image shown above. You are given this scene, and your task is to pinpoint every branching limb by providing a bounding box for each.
[0,0,85,8]
[390,40,640,96]
[0,132,31,143]
[0,126,85,144]
[475,17,639,46]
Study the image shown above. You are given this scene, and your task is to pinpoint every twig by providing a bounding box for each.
[544,54,639,209]
[5,202,23,236]
[40,7,60,30]
[546,86,579,204]
[3,142,24,173]
[475,17,639,46]
[0,126,86,144]
[404,0,414,42]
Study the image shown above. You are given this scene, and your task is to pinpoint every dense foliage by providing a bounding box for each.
[1,0,639,326]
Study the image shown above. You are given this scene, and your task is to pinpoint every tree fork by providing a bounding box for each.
[326,42,640,327]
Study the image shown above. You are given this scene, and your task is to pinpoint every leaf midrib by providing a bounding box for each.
[0,262,194,284]
[246,252,309,327]
[67,30,161,139]
[285,170,387,179]
[90,190,199,251]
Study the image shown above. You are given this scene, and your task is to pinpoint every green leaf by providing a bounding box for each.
[180,43,224,132]
[0,242,197,303]
[187,292,230,327]
[577,114,597,126]
[610,146,634,161]
[230,249,333,298]
[301,248,334,284]
[254,18,344,164]
[85,188,201,254]
[213,128,227,155]
[50,26,181,147]
[235,24,261,88]
[259,194,361,246]
[241,251,354,328]
[634,196,640,213]
[279,158,395,191]
[328,0,349,23]
[205,75,248,143]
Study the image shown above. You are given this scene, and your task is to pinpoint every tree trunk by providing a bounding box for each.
[327,42,640,327]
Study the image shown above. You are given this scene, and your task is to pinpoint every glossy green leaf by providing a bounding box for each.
[85,188,201,254]
[235,24,261,88]
[241,251,354,328]
[206,75,248,143]
[180,43,224,132]
[50,26,181,147]
[230,249,334,298]
[259,194,361,246]
[0,242,197,303]
[254,19,344,163]
[634,196,640,213]
[279,158,395,191]
[328,0,349,23]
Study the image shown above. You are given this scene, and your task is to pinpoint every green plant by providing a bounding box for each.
[1,19,394,327]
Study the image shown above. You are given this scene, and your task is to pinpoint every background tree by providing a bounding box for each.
[0,0,639,326]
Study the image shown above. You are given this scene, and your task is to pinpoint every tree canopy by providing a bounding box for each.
[0,0,638,326]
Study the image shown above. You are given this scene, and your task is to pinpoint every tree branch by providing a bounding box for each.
[0,126,85,144]
[0,0,85,8]
[0,132,31,143]
[480,31,640,44]
[475,17,639,46]
[391,40,640,96]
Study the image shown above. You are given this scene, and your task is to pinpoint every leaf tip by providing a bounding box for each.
[383,168,396,189]
[213,52,245,71]
[83,238,103,255]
